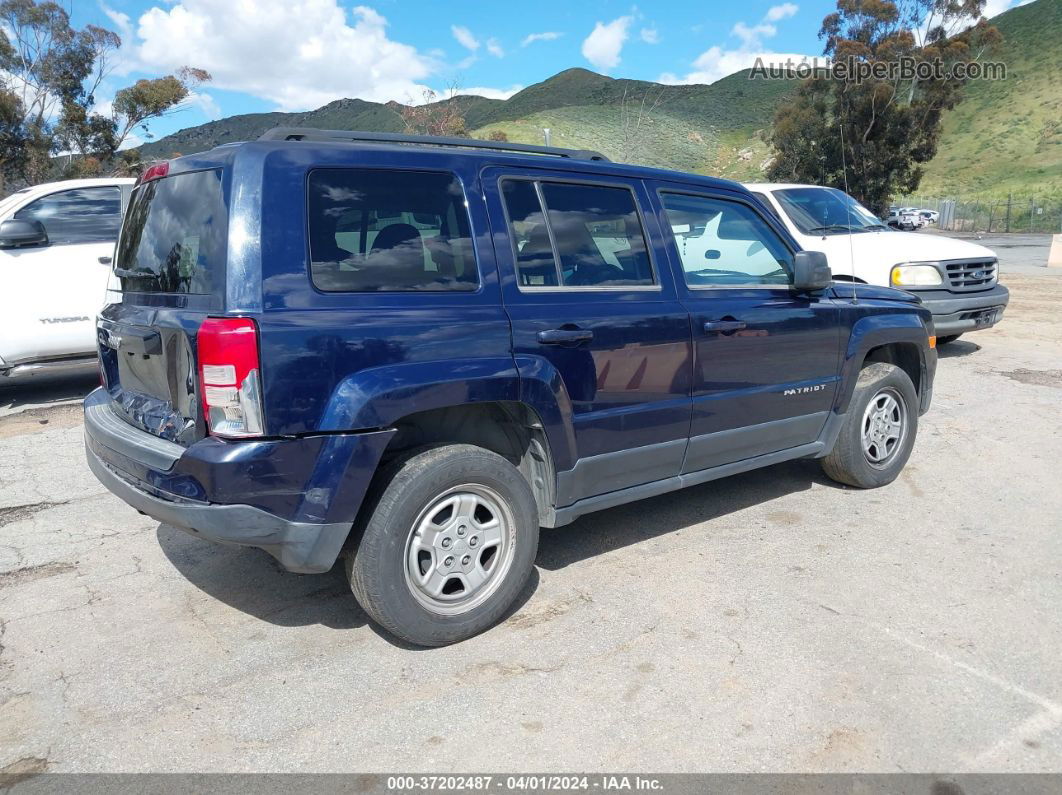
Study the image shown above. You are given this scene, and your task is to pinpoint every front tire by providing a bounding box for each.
[347,444,539,646]
[821,362,918,489]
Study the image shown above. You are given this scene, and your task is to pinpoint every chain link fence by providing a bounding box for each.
[897,195,1062,234]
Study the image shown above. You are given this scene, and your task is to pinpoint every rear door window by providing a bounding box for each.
[501,179,655,288]
[307,169,477,292]
[114,169,227,294]
[15,186,121,245]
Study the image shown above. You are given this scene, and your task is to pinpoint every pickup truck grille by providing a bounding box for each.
[944,258,997,292]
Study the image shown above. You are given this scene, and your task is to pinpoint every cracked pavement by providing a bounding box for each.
[1,270,1061,773]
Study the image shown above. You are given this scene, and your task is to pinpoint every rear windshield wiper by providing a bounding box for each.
[112,266,160,282]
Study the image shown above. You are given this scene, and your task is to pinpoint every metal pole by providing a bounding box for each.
[1005,193,1012,233]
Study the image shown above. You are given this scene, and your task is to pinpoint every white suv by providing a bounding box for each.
[746,183,1009,342]
[0,177,134,380]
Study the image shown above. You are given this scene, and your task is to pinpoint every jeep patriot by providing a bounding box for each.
[84,129,937,645]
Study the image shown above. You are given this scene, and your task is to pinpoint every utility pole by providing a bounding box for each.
[542,128,552,147]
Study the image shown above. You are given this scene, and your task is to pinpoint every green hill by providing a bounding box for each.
[920,0,1062,198]
[137,67,796,178]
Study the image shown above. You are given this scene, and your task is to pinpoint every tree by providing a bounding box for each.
[766,0,1001,214]
[57,66,211,167]
[400,83,468,137]
[0,0,210,184]
[618,83,665,164]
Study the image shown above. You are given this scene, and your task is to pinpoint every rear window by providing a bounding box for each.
[114,169,227,294]
[307,169,477,292]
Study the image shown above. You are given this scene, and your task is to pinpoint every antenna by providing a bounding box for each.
[838,122,858,303]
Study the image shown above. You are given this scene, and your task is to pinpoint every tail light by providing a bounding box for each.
[197,317,264,438]
[137,161,169,186]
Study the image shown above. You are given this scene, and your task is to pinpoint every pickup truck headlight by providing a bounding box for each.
[891,264,942,287]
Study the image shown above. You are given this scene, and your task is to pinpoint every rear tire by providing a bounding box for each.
[936,334,961,345]
[347,444,539,647]
[821,362,918,489]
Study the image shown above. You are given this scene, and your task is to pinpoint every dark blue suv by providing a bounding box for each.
[84,129,937,645]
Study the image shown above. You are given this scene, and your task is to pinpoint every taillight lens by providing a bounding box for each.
[137,161,169,185]
[197,317,264,438]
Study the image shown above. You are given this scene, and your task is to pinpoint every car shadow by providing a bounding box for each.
[158,459,828,642]
[156,522,539,648]
[536,458,828,570]
[936,339,982,359]
[156,524,368,630]
[0,373,98,415]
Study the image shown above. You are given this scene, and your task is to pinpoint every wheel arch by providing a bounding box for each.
[379,401,558,525]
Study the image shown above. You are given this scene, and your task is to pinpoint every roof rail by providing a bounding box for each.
[257,127,611,162]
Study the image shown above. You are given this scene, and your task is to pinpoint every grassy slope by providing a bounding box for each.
[920,0,1062,198]
[468,68,793,178]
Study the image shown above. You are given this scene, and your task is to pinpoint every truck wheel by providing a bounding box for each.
[936,334,961,345]
[821,362,918,489]
[347,444,539,646]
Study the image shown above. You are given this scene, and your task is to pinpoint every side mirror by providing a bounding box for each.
[792,250,832,291]
[0,218,48,249]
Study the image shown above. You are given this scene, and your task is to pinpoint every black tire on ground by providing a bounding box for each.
[936,334,962,345]
[347,444,539,647]
[821,362,919,489]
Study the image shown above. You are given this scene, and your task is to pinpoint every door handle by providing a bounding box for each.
[98,256,112,265]
[703,320,747,334]
[537,328,594,345]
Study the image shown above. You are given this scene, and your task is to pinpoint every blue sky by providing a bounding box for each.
[69,0,1027,145]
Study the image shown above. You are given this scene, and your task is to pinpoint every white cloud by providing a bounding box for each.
[982,0,1033,17]
[660,6,809,85]
[521,31,562,47]
[764,3,799,22]
[186,90,222,119]
[451,25,479,52]
[132,1,435,111]
[486,38,504,58]
[639,27,660,44]
[457,85,523,100]
[581,15,632,71]
[732,22,777,49]
[660,47,812,85]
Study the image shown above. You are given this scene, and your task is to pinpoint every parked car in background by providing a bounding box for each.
[0,177,135,380]
[747,183,1009,343]
[885,207,923,230]
[918,209,939,226]
[84,130,937,646]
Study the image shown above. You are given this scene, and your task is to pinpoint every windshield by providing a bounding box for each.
[114,169,227,294]
[773,187,887,235]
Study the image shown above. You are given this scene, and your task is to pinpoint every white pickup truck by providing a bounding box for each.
[746,183,1010,342]
[0,177,135,380]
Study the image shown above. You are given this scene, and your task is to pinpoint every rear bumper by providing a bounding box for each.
[916,284,1010,336]
[83,388,395,573]
[86,448,351,573]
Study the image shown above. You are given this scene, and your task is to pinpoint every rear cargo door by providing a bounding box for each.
[98,168,229,444]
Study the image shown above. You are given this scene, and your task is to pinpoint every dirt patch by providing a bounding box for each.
[0,561,77,588]
[0,502,67,529]
[0,757,49,786]
[998,369,1062,389]
[0,404,83,439]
